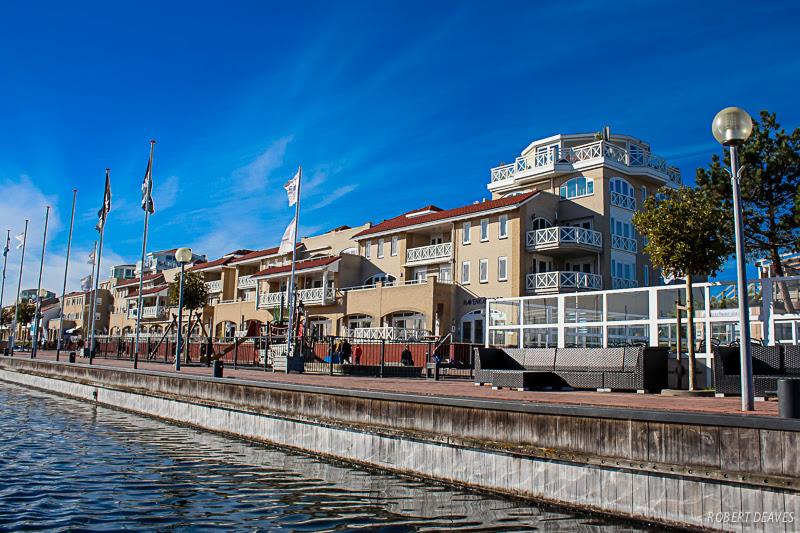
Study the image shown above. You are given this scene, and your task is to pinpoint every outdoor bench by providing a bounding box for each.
[713,344,800,397]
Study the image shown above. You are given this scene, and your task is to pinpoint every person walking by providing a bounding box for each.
[401,344,413,366]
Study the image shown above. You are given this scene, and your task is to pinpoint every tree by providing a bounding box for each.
[15,301,36,326]
[696,110,800,310]
[633,187,733,390]
[168,271,208,313]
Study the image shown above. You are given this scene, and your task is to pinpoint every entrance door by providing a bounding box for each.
[461,310,485,343]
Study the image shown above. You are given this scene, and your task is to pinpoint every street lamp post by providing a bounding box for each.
[712,106,755,411]
[174,247,193,372]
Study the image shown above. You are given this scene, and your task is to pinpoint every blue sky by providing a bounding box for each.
[0,0,798,294]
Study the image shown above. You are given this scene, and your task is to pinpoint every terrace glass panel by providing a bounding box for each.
[489,301,520,326]
[489,329,519,348]
[658,323,706,349]
[565,326,602,348]
[523,328,558,348]
[564,294,602,323]
[709,282,762,317]
[657,288,683,319]
[523,298,558,325]
[607,325,649,346]
[773,279,800,315]
[607,290,649,321]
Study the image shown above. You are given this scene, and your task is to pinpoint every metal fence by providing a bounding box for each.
[81,335,477,379]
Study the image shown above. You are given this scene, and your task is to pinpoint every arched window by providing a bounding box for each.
[610,177,636,210]
[364,273,396,286]
[530,217,552,231]
[559,176,594,199]
[610,177,634,198]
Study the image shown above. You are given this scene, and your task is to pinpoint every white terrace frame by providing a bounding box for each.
[486,275,800,352]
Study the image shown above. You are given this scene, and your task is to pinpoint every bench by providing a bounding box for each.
[475,346,668,392]
[714,344,800,397]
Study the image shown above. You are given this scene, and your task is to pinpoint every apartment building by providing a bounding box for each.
[47,289,113,340]
[136,248,206,275]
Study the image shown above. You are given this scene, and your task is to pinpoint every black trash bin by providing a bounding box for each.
[68,351,76,363]
[778,379,800,419]
[213,359,224,378]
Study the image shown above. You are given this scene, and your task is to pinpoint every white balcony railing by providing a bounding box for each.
[406,242,452,263]
[610,191,636,210]
[526,271,602,292]
[205,280,223,293]
[238,275,256,289]
[490,140,681,184]
[258,286,336,308]
[347,326,430,341]
[526,226,602,250]
[141,306,165,318]
[611,234,637,253]
[612,277,639,289]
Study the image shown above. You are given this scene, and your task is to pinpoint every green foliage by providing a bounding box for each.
[0,306,12,325]
[168,271,208,311]
[696,110,800,274]
[633,187,733,279]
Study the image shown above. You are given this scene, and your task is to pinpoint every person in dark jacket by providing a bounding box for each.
[341,339,352,364]
[400,345,413,366]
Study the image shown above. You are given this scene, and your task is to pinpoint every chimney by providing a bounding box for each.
[602,126,611,141]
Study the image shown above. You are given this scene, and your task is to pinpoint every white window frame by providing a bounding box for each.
[498,215,508,239]
[480,218,489,242]
[390,236,398,256]
[498,256,508,281]
[377,238,385,259]
[462,222,471,245]
[479,258,489,283]
[439,264,452,282]
[364,240,371,259]
[461,261,471,284]
[559,176,594,200]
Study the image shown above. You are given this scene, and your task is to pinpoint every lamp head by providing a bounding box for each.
[712,107,753,146]
[175,247,193,264]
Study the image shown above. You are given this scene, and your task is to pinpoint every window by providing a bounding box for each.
[439,264,452,281]
[390,236,398,256]
[610,177,634,197]
[377,238,385,259]
[643,266,649,286]
[498,215,508,238]
[480,218,489,241]
[462,222,471,244]
[498,257,508,281]
[461,261,471,284]
[531,217,552,231]
[479,259,489,283]
[641,186,647,204]
[559,176,594,199]
[364,240,371,259]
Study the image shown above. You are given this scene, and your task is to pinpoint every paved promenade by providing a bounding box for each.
[14,350,779,417]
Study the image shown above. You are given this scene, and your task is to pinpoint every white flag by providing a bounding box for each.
[284,167,301,207]
[15,233,24,250]
[80,275,93,291]
[279,217,296,254]
[88,249,96,265]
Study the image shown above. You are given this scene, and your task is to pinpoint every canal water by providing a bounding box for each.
[0,382,655,531]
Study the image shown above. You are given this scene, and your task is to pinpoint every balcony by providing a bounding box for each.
[258,286,337,308]
[490,140,681,185]
[612,277,638,289]
[610,191,636,210]
[611,234,637,253]
[526,271,602,293]
[141,306,165,319]
[526,226,602,254]
[347,326,430,341]
[405,242,452,264]
[205,280,222,293]
[238,275,256,289]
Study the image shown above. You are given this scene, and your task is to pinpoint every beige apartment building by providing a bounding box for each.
[47,289,113,340]
[104,129,680,345]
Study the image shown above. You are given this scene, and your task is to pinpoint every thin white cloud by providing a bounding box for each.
[308,184,358,211]
[232,136,293,193]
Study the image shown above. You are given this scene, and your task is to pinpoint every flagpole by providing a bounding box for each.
[134,140,155,370]
[31,206,51,359]
[56,190,78,361]
[84,240,97,349]
[285,166,302,367]
[10,220,28,356]
[89,169,110,365]
[0,230,10,343]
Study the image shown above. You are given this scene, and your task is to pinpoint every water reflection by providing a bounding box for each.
[0,382,654,531]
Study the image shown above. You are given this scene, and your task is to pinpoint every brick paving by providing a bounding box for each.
[14,350,780,417]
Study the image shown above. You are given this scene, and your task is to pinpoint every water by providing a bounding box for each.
[0,382,655,532]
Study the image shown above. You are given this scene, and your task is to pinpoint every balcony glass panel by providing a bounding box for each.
[565,294,603,323]
[523,298,557,325]
[489,301,520,326]
[523,327,558,348]
[607,290,649,321]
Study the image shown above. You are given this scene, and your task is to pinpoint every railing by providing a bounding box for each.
[141,306,165,318]
[610,191,636,210]
[612,277,638,289]
[526,271,602,292]
[490,140,681,184]
[611,234,637,253]
[526,226,602,250]
[205,280,222,293]
[238,275,256,289]
[258,286,336,308]
[347,326,431,341]
[406,242,452,263]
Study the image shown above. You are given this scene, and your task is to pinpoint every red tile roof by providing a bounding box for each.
[151,248,178,255]
[352,191,538,238]
[126,284,169,298]
[251,256,340,278]
[228,246,280,264]
[116,272,164,288]
[188,256,232,272]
